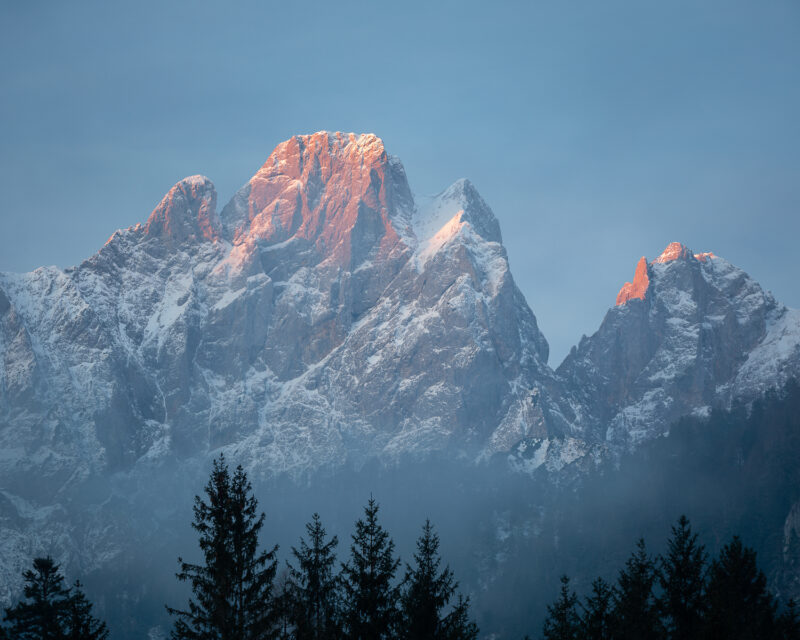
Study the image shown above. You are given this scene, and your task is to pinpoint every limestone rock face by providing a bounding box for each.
[1,135,800,610]
[558,242,800,446]
[144,175,220,243]
[0,133,575,592]
[616,256,649,305]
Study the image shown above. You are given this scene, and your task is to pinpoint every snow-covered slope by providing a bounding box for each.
[1,135,799,611]
[557,242,800,447]
[0,133,583,596]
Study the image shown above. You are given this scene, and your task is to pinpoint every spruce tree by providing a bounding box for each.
[63,581,108,640]
[658,515,706,640]
[288,513,341,640]
[542,575,579,640]
[399,519,477,640]
[610,538,664,640]
[778,600,800,640]
[4,556,71,639]
[703,536,777,639]
[341,497,400,640]
[167,454,278,640]
[273,569,294,640]
[580,577,613,640]
[439,595,478,640]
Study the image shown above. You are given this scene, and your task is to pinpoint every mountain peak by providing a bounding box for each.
[413,178,502,248]
[653,242,718,265]
[144,175,219,243]
[616,256,650,305]
[262,131,388,174]
[615,242,719,305]
[219,132,413,268]
[654,241,692,263]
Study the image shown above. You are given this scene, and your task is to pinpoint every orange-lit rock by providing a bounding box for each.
[694,251,716,262]
[223,131,413,269]
[144,175,219,243]
[654,241,693,263]
[616,256,650,305]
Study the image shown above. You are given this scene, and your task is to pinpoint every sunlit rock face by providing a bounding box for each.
[1,135,800,607]
[0,132,572,497]
[558,242,800,446]
[616,256,649,305]
[144,175,220,244]
[0,132,581,597]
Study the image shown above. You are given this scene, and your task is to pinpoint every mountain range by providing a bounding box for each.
[1,132,799,630]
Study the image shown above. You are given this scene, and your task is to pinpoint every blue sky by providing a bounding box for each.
[1,0,798,364]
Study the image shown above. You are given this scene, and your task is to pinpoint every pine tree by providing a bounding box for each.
[341,497,400,640]
[778,600,800,640]
[703,536,777,639]
[658,515,706,640]
[288,513,341,640]
[610,539,664,640]
[542,575,579,640]
[167,454,279,640]
[439,595,478,640]
[63,581,109,640]
[580,577,613,640]
[4,556,71,639]
[399,519,477,640]
[273,568,294,640]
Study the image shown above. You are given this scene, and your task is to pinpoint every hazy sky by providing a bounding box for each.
[1,0,798,365]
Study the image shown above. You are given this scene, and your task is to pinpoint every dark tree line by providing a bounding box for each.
[537,515,800,640]
[2,556,108,639]
[165,454,478,640]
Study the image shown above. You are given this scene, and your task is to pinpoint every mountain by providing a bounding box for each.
[0,132,576,484]
[1,132,799,634]
[0,132,580,607]
[557,241,800,447]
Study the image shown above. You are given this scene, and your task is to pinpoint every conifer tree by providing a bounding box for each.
[703,536,776,639]
[341,497,400,640]
[580,577,613,640]
[63,580,109,640]
[273,569,294,640]
[610,539,664,640]
[288,513,341,640]
[4,556,71,639]
[439,595,478,640]
[778,600,800,640]
[399,519,477,640]
[167,454,279,640]
[658,515,706,640]
[542,575,579,640]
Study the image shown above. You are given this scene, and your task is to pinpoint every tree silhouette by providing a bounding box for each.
[610,539,663,640]
[703,536,776,640]
[287,513,341,640]
[580,577,613,640]
[167,454,278,640]
[542,575,579,640]
[4,556,71,639]
[64,581,108,640]
[3,557,108,640]
[658,515,706,640]
[341,497,400,640]
[400,519,477,640]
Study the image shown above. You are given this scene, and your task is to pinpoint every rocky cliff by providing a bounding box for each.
[1,133,799,613]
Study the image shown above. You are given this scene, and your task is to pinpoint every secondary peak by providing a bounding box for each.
[616,256,650,305]
[654,242,692,263]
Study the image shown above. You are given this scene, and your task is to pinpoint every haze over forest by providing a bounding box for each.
[0,3,799,639]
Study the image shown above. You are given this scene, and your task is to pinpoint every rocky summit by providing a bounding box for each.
[557,241,800,449]
[1,132,799,605]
